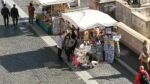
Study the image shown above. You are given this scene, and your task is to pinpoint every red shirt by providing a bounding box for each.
[28,6,35,16]
[134,70,150,84]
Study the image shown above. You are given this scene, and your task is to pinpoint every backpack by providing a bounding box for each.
[140,73,150,84]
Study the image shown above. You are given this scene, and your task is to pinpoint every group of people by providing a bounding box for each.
[1,2,35,28]
[55,22,120,69]
[28,2,35,24]
[1,4,19,28]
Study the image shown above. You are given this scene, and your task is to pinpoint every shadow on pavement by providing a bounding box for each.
[111,63,135,82]
[120,43,140,72]
[0,47,70,72]
[0,22,39,38]
[89,62,134,82]
[0,24,23,38]
[88,43,139,82]
[89,74,122,80]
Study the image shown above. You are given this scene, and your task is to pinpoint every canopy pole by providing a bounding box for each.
[51,5,53,30]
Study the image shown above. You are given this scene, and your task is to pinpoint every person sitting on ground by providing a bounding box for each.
[139,40,150,70]
[134,65,150,84]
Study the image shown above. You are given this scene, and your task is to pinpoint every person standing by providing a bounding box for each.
[70,29,77,53]
[1,4,10,27]
[10,4,19,28]
[64,34,75,62]
[28,2,35,24]
[64,34,71,62]
[133,65,150,84]
[138,40,150,71]
[56,35,64,61]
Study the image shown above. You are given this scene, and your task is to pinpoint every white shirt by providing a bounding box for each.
[56,35,63,49]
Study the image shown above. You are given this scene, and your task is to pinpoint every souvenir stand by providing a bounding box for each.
[62,9,121,68]
[34,0,73,35]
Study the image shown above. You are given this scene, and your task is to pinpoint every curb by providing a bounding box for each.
[115,58,137,75]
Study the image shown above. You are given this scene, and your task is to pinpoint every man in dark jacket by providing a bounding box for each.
[1,4,10,27]
[10,4,19,27]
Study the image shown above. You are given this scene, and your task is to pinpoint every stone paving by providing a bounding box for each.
[0,3,86,84]
[0,24,86,84]
[0,0,138,84]
[119,43,150,74]
[87,62,134,84]
[119,44,140,72]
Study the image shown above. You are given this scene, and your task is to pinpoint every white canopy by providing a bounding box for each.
[99,0,115,3]
[62,9,117,30]
[34,0,74,6]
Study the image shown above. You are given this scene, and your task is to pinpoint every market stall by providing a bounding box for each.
[62,9,121,68]
[34,0,73,35]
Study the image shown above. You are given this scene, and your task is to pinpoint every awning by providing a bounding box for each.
[33,0,74,6]
[62,9,117,30]
[99,0,115,3]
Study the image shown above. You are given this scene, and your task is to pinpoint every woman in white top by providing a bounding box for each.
[139,40,150,70]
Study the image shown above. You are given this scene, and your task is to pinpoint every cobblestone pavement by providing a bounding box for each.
[120,44,140,72]
[87,62,134,84]
[3,0,136,84]
[120,44,150,74]
[0,4,85,84]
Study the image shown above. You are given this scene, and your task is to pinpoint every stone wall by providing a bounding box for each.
[89,0,99,9]
[135,8,150,16]
[115,1,133,27]
[115,0,150,38]
[140,0,150,6]
[132,12,150,37]
[116,22,150,55]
